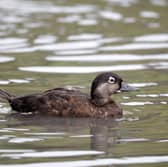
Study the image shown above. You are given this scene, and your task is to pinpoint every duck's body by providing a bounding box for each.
[7,88,121,117]
[0,72,134,118]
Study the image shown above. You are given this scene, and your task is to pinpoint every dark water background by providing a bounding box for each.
[0,0,168,166]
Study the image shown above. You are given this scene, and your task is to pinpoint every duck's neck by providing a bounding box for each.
[90,82,112,106]
[91,96,110,106]
[91,90,112,106]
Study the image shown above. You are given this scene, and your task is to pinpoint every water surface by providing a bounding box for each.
[0,0,168,166]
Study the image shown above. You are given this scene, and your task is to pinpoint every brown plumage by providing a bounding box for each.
[0,72,135,118]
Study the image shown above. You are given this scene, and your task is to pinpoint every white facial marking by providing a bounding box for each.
[108,76,116,84]
[96,82,119,97]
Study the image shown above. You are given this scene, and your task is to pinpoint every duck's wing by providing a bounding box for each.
[40,88,91,116]
[44,87,83,95]
[10,88,90,116]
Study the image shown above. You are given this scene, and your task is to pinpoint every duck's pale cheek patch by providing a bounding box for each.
[96,83,109,96]
[95,83,119,97]
[108,84,120,93]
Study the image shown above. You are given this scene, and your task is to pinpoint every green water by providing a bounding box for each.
[0,0,168,166]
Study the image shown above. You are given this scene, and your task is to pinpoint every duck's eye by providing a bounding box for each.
[108,76,116,84]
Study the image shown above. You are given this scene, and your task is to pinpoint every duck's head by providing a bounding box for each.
[91,72,135,106]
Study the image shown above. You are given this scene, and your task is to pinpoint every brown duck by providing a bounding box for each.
[0,72,135,118]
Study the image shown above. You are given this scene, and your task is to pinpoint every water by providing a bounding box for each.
[0,0,168,166]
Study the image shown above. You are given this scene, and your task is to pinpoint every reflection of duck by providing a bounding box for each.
[5,115,120,152]
[0,72,134,118]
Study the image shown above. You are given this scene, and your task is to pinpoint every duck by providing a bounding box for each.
[0,72,135,118]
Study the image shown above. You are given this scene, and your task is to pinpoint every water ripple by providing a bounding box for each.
[121,102,153,106]
[101,43,168,51]
[1,155,168,166]
[0,56,15,63]
[0,149,35,153]
[100,10,123,21]
[0,0,95,15]
[140,11,159,18]
[106,0,138,7]
[19,64,146,74]
[134,33,168,42]
[117,138,150,142]
[46,53,168,62]
[68,33,102,41]
[1,41,100,53]
[55,50,97,55]
[34,35,57,44]
[25,132,65,136]
[136,94,168,98]
[1,150,104,159]
[19,62,168,74]
[9,138,43,143]
[0,79,33,85]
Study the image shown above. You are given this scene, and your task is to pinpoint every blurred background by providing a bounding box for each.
[0,0,168,166]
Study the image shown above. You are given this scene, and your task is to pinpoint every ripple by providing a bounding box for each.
[129,82,158,87]
[157,139,168,143]
[121,102,153,106]
[71,135,93,138]
[106,0,138,7]
[1,15,25,24]
[0,106,11,114]
[124,17,136,23]
[160,93,168,97]
[101,43,168,51]
[0,119,6,122]
[150,0,167,6]
[140,11,159,18]
[0,149,35,153]
[34,35,57,44]
[25,132,65,136]
[2,41,100,53]
[1,155,168,166]
[3,128,29,132]
[0,129,13,133]
[0,79,32,85]
[136,94,159,97]
[78,19,97,26]
[0,37,28,51]
[35,41,100,51]
[136,93,168,98]
[46,53,168,62]
[160,101,167,104]
[151,62,168,69]
[100,37,124,43]
[19,62,168,74]
[0,135,15,140]
[0,37,27,45]
[68,34,102,41]
[117,138,150,142]
[1,150,104,159]
[100,10,123,21]
[0,0,95,14]
[55,50,97,55]
[58,15,80,23]
[9,138,43,143]
[147,22,160,28]
[0,43,28,51]
[10,79,30,84]
[0,80,10,85]
[0,56,15,63]
[19,64,146,74]
[134,34,168,42]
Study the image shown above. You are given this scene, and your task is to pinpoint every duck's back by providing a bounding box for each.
[10,88,90,116]
[9,88,122,117]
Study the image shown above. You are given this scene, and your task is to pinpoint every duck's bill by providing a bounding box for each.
[119,82,138,92]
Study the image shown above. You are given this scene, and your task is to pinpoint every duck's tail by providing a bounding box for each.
[0,89,14,103]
